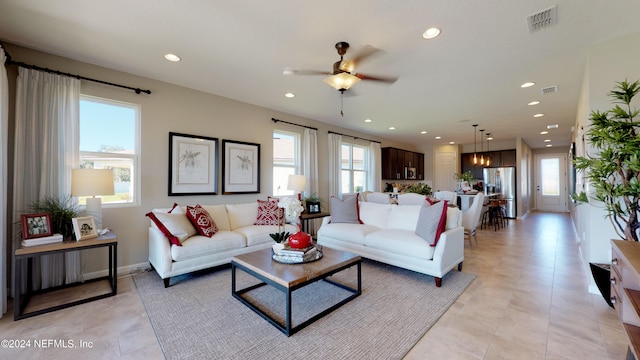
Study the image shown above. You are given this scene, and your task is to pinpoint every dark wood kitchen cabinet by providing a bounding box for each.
[382,147,425,180]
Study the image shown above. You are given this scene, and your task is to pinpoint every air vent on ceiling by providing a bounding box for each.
[541,85,558,94]
[527,5,557,33]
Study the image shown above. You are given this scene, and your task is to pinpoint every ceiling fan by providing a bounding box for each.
[284,41,398,93]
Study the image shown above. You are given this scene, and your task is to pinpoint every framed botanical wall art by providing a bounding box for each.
[21,213,53,239]
[72,216,99,241]
[222,139,260,194]
[168,132,218,195]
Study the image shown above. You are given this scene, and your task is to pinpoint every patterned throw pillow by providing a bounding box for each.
[254,199,283,225]
[186,205,218,237]
[329,194,363,224]
[415,200,448,246]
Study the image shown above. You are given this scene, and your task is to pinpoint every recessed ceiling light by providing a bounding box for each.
[435,136,442,140]
[449,141,455,145]
[420,131,427,134]
[422,27,441,39]
[528,101,540,106]
[544,139,551,142]
[364,119,372,123]
[389,127,395,130]
[540,131,549,135]
[487,137,493,141]
[164,53,181,62]
[547,124,559,129]
[284,92,295,98]
[534,113,544,118]
[546,144,553,147]
[521,82,535,88]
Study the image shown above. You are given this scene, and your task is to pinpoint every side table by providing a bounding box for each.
[300,212,330,238]
[13,231,118,320]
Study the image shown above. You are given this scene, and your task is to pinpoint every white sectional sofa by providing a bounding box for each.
[148,202,297,287]
[317,201,464,287]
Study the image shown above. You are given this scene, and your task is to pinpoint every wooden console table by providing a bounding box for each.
[611,240,640,359]
[14,231,118,320]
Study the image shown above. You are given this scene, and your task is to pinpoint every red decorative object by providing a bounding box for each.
[288,225,312,249]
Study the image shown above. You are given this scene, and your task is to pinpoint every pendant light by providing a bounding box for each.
[486,132,492,166]
[479,129,485,165]
[473,124,478,164]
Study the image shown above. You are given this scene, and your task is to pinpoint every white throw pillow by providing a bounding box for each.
[226,202,258,230]
[387,205,422,231]
[151,212,197,242]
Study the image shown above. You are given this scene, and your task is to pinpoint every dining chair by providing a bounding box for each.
[462,192,485,247]
[366,192,391,204]
[434,190,457,204]
[397,193,427,205]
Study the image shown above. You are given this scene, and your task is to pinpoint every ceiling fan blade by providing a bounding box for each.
[355,73,398,84]
[339,45,382,72]
[283,68,330,76]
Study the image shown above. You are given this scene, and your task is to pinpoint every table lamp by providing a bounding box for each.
[287,174,306,200]
[71,168,115,230]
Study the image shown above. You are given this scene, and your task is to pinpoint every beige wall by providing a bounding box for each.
[4,43,415,274]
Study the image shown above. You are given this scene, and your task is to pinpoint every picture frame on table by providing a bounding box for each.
[168,132,218,196]
[72,216,99,241]
[222,139,260,194]
[21,213,53,239]
[306,202,321,214]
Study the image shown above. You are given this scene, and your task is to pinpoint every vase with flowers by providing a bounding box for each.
[270,197,309,253]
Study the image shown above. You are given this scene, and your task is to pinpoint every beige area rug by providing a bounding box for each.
[133,259,475,360]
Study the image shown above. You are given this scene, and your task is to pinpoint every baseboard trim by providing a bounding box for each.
[83,261,151,281]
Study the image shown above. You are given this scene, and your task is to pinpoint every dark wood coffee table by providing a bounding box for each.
[231,246,361,336]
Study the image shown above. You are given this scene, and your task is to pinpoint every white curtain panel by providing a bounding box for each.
[13,68,82,290]
[302,128,318,197]
[0,47,8,317]
[368,141,382,192]
[328,133,342,199]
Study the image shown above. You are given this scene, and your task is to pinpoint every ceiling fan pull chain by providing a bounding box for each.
[340,92,344,117]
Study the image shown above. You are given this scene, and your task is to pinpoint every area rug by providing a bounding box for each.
[133,260,475,360]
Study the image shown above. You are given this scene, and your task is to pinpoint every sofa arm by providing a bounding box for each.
[320,216,332,227]
[431,226,464,269]
[148,227,173,279]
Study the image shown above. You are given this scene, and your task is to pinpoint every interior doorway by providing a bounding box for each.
[534,153,567,212]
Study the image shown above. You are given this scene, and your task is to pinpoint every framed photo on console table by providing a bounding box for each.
[169,132,218,196]
[222,139,260,194]
[72,216,98,241]
[21,213,53,239]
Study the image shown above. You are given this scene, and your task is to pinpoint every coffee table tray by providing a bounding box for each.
[272,249,323,264]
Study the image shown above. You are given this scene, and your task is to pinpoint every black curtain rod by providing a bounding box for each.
[271,118,318,131]
[2,44,151,95]
[328,130,381,144]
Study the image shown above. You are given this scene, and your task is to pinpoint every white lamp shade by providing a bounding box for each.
[71,168,115,197]
[287,174,306,192]
[323,73,361,91]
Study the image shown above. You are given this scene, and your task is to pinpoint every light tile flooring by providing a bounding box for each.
[0,211,629,359]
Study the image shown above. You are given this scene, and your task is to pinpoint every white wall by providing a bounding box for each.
[572,32,640,293]
[4,43,414,274]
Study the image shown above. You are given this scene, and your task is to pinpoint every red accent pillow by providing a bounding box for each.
[254,199,283,225]
[186,205,218,237]
[146,212,181,247]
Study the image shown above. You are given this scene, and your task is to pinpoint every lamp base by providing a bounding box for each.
[85,197,103,230]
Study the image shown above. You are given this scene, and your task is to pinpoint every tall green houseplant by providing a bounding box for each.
[574,79,640,242]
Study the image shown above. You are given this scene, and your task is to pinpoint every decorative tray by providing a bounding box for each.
[272,249,323,264]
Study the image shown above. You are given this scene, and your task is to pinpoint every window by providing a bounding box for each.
[341,143,368,194]
[273,130,300,195]
[79,95,140,206]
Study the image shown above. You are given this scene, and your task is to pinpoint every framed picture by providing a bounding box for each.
[169,132,218,196]
[72,216,99,241]
[21,213,53,239]
[222,139,260,194]
[306,202,321,214]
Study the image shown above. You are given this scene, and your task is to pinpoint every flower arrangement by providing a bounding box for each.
[269,197,305,243]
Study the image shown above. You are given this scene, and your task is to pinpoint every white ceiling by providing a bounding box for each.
[1,0,640,149]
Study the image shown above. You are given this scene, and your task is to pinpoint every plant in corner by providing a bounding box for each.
[573,79,640,308]
[28,194,80,239]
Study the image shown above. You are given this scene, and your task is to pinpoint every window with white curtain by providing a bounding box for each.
[79,95,140,206]
[341,143,368,194]
[273,130,300,195]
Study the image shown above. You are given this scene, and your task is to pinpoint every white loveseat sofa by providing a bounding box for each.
[317,201,464,287]
[148,202,296,287]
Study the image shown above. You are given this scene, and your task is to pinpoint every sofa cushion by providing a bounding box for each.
[254,199,283,225]
[146,212,182,246]
[200,204,231,231]
[226,202,258,230]
[186,205,219,237]
[415,201,448,246]
[329,194,362,224]
[358,201,392,228]
[364,229,436,260]
[234,223,296,247]
[316,223,380,245]
[386,204,422,231]
[171,231,246,262]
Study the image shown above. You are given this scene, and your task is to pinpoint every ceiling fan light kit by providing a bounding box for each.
[323,72,361,91]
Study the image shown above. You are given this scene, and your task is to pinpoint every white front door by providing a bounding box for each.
[434,151,457,192]
[535,154,567,212]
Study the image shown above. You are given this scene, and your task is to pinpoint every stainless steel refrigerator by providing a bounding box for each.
[483,167,516,218]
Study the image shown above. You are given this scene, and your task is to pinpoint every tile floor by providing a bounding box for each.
[0,211,629,359]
